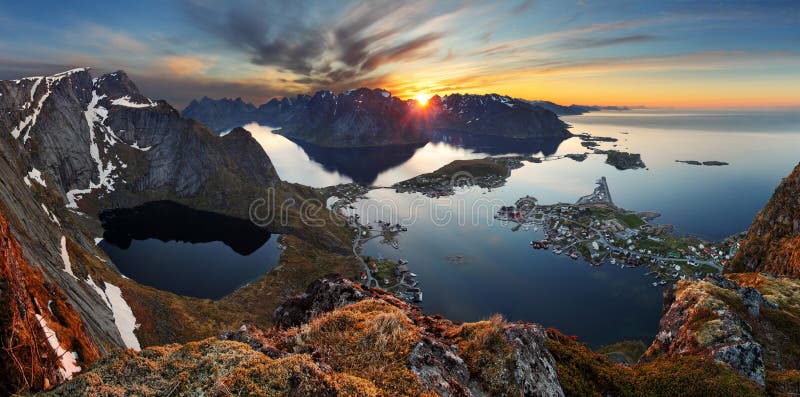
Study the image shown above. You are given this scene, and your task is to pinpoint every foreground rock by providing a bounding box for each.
[45,274,790,396]
[643,273,800,391]
[47,275,566,396]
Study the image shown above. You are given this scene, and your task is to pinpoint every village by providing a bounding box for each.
[496,177,743,285]
[321,183,423,303]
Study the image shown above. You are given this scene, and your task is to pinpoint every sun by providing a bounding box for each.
[414,93,431,106]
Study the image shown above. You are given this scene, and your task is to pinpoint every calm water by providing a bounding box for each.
[243,108,799,346]
[99,201,282,299]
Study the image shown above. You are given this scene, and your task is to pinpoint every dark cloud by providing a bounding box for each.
[181,0,444,90]
[567,34,656,49]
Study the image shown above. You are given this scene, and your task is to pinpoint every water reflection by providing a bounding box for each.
[101,201,271,255]
[291,140,427,185]
[431,131,565,156]
[242,123,568,186]
[99,201,281,299]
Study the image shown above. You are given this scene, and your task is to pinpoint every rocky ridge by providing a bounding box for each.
[183,90,571,147]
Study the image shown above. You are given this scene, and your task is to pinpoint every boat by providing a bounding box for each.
[570,252,579,259]
[609,257,617,265]
[652,282,658,287]
[553,249,562,255]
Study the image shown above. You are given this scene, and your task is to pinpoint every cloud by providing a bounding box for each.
[180,0,446,90]
[162,56,213,76]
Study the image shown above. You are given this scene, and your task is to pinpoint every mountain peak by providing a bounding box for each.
[94,70,141,97]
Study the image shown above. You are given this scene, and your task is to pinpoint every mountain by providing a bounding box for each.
[527,100,601,116]
[182,96,262,132]
[182,90,571,147]
[732,162,800,276]
[0,68,357,393]
[527,100,631,116]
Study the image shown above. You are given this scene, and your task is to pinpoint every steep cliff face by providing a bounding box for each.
[182,90,570,147]
[0,68,280,224]
[733,163,800,277]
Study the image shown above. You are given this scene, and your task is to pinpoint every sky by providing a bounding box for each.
[1,0,799,108]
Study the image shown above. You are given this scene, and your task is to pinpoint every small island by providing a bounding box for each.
[676,160,730,166]
[393,158,518,196]
[597,150,646,170]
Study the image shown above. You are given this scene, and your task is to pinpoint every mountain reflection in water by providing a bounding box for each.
[99,201,281,299]
[100,201,271,255]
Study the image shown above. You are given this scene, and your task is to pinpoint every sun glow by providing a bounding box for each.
[414,93,431,106]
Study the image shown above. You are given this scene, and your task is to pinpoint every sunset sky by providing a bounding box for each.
[1,0,798,108]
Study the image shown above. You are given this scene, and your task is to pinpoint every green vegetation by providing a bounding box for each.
[430,159,508,178]
[616,213,645,229]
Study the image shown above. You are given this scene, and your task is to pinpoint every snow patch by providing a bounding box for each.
[59,236,76,279]
[35,314,81,380]
[42,204,60,226]
[94,237,103,245]
[85,275,111,307]
[68,89,120,208]
[103,282,141,350]
[110,95,156,108]
[23,168,47,187]
[130,142,151,151]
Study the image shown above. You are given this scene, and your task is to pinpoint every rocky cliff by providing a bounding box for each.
[182,90,571,147]
[641,273,800,394]
[732,162,800,277]
[0,69,359,394]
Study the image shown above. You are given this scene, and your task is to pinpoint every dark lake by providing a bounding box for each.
[98,201,281,299]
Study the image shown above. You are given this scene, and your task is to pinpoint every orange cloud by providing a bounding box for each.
[163,56,212,76]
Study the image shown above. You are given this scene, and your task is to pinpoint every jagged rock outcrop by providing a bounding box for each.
[182,90,571,147]
[48,275,565,396]
[642,274,800,387]
[732,162,800,277]
[273,274,370,328]
[643,276,766,385]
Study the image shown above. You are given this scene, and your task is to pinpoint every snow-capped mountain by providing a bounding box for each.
[183,89,571,147]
